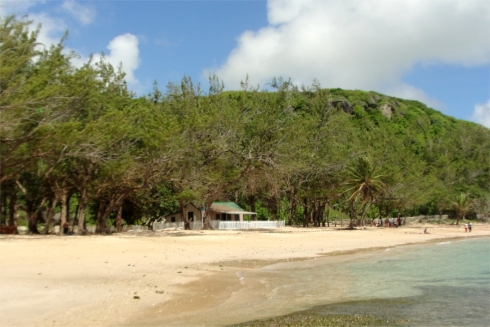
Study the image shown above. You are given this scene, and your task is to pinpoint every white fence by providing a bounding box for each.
[82,221,285,233]
[152,220,285,231]
[83,225,146,233]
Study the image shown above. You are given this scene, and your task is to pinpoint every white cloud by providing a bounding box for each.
[1,1,139,87]
[91,34,141,85]
[207,0,490,104]
[15,16,140,87]
[70,34,142,87]
[61,0,95,25]
[471,100,490,128]
[0,0,43,17]
[0,1,57,48]
[27,13,67,50]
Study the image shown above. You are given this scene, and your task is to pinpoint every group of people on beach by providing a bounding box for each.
[373,217,403,227]
[464,222,473,232]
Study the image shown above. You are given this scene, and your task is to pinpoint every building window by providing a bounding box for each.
[171,217,176,223]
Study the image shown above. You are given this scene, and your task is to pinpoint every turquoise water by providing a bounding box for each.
[305,238,490,326]
[230,238,490,326]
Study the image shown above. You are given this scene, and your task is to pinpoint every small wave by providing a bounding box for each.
[437,242,451,245]
[236,271,245,284]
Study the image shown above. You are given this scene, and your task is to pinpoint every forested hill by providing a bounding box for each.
[287,87,490,200]
[1,16,489,233]
[324,88,489,197]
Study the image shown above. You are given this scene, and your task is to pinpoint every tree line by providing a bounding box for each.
[1,16,489,234]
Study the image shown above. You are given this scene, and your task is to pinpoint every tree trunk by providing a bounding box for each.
[315,203,325,227]
[99,191,132,233]
[77,189,88,235]
[180,201,190,230]
[96,201,108,234]
[320,203,327,227]
[8,191,17,228]
[58,188,69,236]
[311,202,317,227]
[302,198,309,228]
[72,205,78,233]
[248,195,257,221]
[0,190,7,226]
[42,197,58,235]
[26,201,39,234]
[326,207,330,227]
[269,196,278,221]
[115,205,123,232]
[456,214,461,225]
[360,203,370,227]
[202,200,214,230]
[348,203,356,228]
[287,190,295,226]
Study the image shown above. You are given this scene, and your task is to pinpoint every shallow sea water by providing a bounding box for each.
[134,238,490,326]
[290,237,490,326]
[232,238,490,326]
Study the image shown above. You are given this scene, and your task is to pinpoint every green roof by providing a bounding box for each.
[210,202,244,212]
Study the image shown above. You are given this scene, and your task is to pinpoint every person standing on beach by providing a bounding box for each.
[465,223,468,232]
[468,222,472,232]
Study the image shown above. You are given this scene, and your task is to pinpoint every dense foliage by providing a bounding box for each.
[1,16,489,233]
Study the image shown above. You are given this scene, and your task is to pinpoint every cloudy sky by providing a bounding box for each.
[1,0,489,127]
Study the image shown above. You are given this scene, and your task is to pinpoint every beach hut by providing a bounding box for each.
[164,202,256,224]
[207,202,257,222]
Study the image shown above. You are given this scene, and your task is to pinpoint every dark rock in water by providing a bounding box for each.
[233,313,392,327]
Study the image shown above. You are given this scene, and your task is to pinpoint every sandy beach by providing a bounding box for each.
[1,223,489,327]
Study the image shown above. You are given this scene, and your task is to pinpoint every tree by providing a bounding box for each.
[0,16,78,183]
[451,193,474,225]
[473,196,490,222]
[345,156,385,227]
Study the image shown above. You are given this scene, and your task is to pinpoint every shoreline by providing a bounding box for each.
[125,234,490,326]
[1,224,489,326]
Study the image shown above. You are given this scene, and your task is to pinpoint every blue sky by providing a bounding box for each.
[1,0,489,127]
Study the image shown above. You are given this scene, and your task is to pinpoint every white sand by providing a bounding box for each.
[1,223,489,327]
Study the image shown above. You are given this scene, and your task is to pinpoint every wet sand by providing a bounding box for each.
[1,224,489,327]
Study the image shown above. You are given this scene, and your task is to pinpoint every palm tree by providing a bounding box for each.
[345,157,385,227]
[451,193,474,225]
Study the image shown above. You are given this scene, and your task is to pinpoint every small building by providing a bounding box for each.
[165,203,202,223]
[165,202,256,223]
